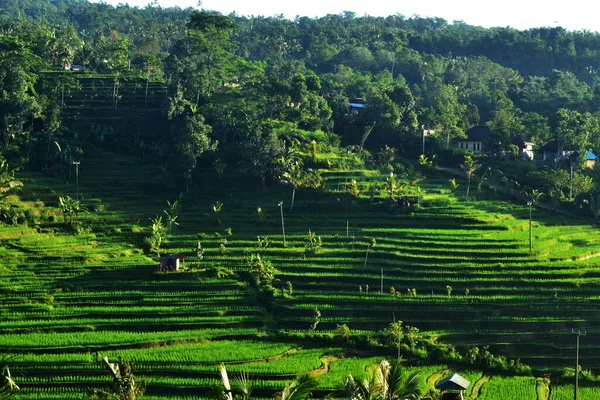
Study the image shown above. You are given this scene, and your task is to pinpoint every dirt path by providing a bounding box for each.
[223,346,303,365]
[427,369,450,392]
[309,354,340,377]
[536,377,550,400]
[469,374,490,399]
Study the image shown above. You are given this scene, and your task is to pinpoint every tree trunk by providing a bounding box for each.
[145,76,149,108]
[290,187,296,211]
[466,176,471,200]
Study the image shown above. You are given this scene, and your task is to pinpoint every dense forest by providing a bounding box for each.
[3,0,600,207]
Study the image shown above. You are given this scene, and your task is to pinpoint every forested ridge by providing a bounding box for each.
[3,0,600,200]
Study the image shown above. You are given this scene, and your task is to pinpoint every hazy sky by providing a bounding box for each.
[90,0,600,32]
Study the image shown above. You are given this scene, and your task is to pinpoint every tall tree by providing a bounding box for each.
[552,108,592,161]
[460,155,480,200]
[0,36,42,154]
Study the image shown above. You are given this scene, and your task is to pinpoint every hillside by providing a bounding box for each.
[1,151,600,398]
[5,1,600,398]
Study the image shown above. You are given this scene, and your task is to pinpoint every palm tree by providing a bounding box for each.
[344,370,380,400]
[86,357,145,400]
[344,359,428,400]
[0,158,22,201]
[216,364,316,400]
[58,196,87,227]
[0,366,19,399]
[275,374,318,400]
[460,155,480,200]
[217,363,252,400]
[281,160,303,211]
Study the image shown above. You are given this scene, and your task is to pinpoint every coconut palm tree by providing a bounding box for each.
[275,374,318,400]
[86,357,145,400]
[217,362,252,400]
[460,155,480,200]
[344,359,428,400]
[216,364,317,400]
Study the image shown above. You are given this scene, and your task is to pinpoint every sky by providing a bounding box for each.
[90,0,600,32]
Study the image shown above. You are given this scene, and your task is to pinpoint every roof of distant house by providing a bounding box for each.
[511,135,533,147]
[538,140,579,152]
[349,98,367,108]
[463,126,491,142]
[435,374,471,391]
[570,151,597,161]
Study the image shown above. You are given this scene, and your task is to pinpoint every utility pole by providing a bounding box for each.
[570,165,574,201]
[72,161,80,201]
[527,201,533,253]
[422,128,426,156]
[278,201,286,247]
[572,328,586,400]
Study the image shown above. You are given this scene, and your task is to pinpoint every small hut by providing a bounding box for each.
[159,254,186,272]
[435,374,470,400]
[348,98,367,114]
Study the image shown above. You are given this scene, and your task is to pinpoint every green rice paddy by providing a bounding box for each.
[2,152,600,398]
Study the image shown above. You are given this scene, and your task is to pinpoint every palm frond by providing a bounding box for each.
[0,367,19,399]
[277,373,318,400]
[219,363,233,400]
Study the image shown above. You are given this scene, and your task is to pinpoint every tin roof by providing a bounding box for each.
[435,374,471,391]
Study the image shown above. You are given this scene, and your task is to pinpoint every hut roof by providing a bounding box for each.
[464,126,491,142]
[435,374,471,391]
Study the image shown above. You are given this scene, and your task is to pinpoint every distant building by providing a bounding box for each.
[511,135,535,160]
[348,98,367,114]
[436,373,471,400]
[538,140,578,162]
[585,151,597,168]
[159,254,186,272]
[569,151,597,169]
[422,125,436,136]
[456,126,490,153]
[64,64,87,71]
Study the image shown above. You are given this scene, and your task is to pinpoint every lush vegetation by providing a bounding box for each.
[3,0,600,399]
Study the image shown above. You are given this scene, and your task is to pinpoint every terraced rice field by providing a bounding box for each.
[2,153,600,398]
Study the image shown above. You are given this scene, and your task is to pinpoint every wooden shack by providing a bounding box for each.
[435,373,470,400]
[159,253,186,272]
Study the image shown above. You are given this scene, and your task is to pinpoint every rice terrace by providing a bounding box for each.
[4,1,600,399]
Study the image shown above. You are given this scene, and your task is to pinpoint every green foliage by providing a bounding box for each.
[335,324,351,342]
[212,201,224,225]
[257,235,270,250]
[246,253,275,284]
[384,172,400,199]
[275,374,319,400]
[58,195,87,229]
[163,199,180,233]
[86,357,145,400]
[383,321,404,349]
[145,215,166,257]
[344,359,428,400]
[305,229,322,254]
